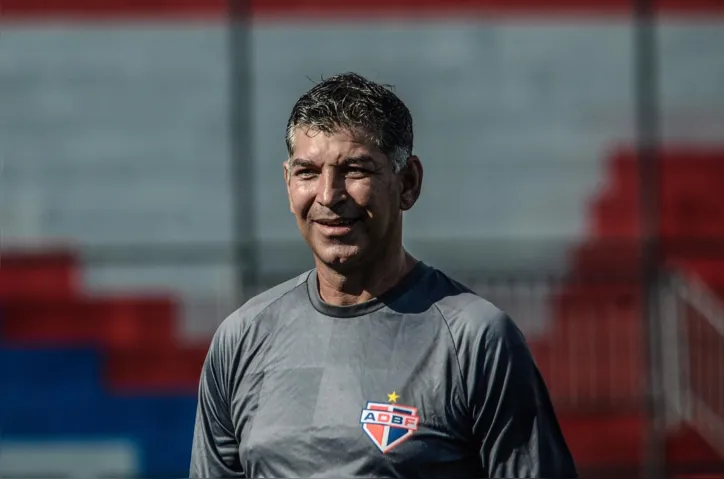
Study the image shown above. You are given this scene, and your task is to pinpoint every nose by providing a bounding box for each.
[317,167,347,208]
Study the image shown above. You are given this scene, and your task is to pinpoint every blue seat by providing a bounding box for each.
[0,347,103,401]
[0,346,197,477]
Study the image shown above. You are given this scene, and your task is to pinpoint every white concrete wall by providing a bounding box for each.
[0,440,139,478]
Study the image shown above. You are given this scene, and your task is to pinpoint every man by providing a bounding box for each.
[190,72,578,478]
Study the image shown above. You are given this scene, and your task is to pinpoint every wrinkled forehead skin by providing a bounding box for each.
[287,124,387,161]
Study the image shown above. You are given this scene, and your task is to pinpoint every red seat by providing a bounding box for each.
[0,248,79,299]
[558,412,645,468]
[547,145,724,472]
[105,342,210,393]
[1,295,178,349]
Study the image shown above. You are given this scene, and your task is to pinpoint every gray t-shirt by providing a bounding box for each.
[189,262,578,478]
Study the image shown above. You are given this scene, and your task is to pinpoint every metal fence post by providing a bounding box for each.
[661,276,682,428]
[634,0,666,476]
[228,0,256,305]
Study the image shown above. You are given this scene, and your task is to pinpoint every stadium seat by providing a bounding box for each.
[0,249,201,477]
[556,412,645,468]
[105,343,208,393]
[536,145,724,473]
[0,347,103,405]
[0,295,178,348]
[0,249,79,299]
[0,344,198,478]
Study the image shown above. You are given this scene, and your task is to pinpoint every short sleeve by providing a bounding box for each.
[189,326,245,478]
[468,314,578,478]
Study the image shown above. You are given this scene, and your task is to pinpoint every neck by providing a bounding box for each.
[316,247,418,306]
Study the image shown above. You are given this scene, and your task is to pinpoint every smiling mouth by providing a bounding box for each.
[314,218,359,226]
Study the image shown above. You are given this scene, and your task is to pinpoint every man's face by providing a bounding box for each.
[284,128,416,271]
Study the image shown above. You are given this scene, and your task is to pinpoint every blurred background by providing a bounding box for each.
[1,0,723,477]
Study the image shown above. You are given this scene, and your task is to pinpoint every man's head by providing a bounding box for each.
[284,72,423,272]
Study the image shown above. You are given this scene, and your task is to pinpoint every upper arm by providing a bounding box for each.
[468,313,578,478]
[189,326,245,478]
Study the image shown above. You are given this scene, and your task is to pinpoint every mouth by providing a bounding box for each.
[314,218,359,226]
[313,217,360,235]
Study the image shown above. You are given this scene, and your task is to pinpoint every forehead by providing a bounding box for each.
[289,127,384,164]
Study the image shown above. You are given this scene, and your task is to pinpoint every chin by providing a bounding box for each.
[315,245,365,271]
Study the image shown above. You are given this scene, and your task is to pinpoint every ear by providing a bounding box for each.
[282,160,294,213]
[399,155,423,211]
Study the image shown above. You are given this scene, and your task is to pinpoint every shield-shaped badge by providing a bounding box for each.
[359,401,419,453]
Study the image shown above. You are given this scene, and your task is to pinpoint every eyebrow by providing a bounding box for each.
[341,155,376,167]
[288,158,316,170]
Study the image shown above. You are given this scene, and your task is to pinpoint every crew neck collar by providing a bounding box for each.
[307,261,429,318]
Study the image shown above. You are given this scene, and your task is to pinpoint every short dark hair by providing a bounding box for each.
[285,72,413,172]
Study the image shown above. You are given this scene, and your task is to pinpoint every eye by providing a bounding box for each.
[294,169,317,179]
[346,167,370,178]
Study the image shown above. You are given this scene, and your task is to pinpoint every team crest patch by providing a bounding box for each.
[360,394,419,453]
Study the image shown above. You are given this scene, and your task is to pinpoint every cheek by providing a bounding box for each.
[347,179,391,207]
[369,181,399,211]
[289,184,315,216]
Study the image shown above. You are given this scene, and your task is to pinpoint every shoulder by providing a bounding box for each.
[421,267,526,351]
[209,270,312,352]
[197,272,312,396]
